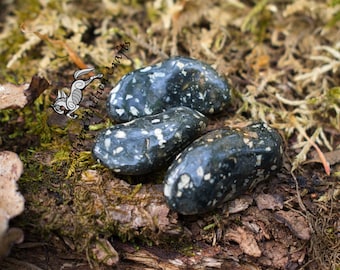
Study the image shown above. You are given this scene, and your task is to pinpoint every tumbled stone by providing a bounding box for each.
[93,106,208,175]
[164,122,283,215]
[107,56,230,122]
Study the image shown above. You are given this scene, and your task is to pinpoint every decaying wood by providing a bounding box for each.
[0,151,25,259]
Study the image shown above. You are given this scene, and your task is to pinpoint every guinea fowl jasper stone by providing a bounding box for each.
[164,122,283,215]
[93,106,208,175]
[107,56,230,122]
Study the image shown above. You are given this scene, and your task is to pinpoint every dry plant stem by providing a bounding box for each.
[290,115,331,176]
[20,23,91,73]
[33,31,91,72]
[125,29,169,59]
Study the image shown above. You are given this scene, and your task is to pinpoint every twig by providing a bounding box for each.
[290,115,331,175]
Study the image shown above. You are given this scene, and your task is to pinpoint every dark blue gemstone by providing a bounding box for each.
[164,122,283,215]
[93,106,208,175]
[107,56,230,122]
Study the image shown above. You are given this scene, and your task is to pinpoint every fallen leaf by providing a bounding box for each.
[91,238,119,266]
[227,195,253,214]
[309,149,340,166]
[255,193,284,211]
[274,210,311,240]
[225,227,262,257]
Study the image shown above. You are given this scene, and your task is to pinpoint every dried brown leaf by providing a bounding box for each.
[255,194,284,211]
[274,210,311,241]
[225,227,262,257]
[227,195,253,214]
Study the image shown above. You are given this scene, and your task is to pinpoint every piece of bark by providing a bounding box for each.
[0,75,49,110]
[227,195,253,214]
[225,227,262,257]
[255,193,284,211]
[274,210,311,240]
[0,151,25,259]
[91,239,119,266]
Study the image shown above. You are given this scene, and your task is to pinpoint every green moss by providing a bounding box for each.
[241,0,272,41]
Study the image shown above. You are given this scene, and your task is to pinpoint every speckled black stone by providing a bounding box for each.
[107,56,230,123]
[164,122,283,215]
[93,106,208,175]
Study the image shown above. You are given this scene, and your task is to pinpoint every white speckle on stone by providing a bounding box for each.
[176,61,185,69]
[199,121,206,129]
[115,130,127,139]
[144,106,152,115]
[113,168,121,173]
[110,93,116,102]
[151,118,161,124]
[149,72,166,81]
[181,69,187,76]
[154,128,166,146]
[105,130,112,136]
[154,128,163,136]
[204,173,211,181]
[176,190,182,198]
[104,138,111,150]
[116,108,125,116]
[271,165,277,171]
[248,140,254,148]
[164,184,171,197]
[174,132,182,140]
[113,146,124,155]
[130,106,139,116]
[177,174,191,191]
[141,130,149,135]
[140,66,152,72]
[111,83,120,93]
[196,166,204,178]
[134,154,142,160]
[126,94,133,100]
[265,146,272,151]
[209,107,214,114]
[256,155,262,166]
